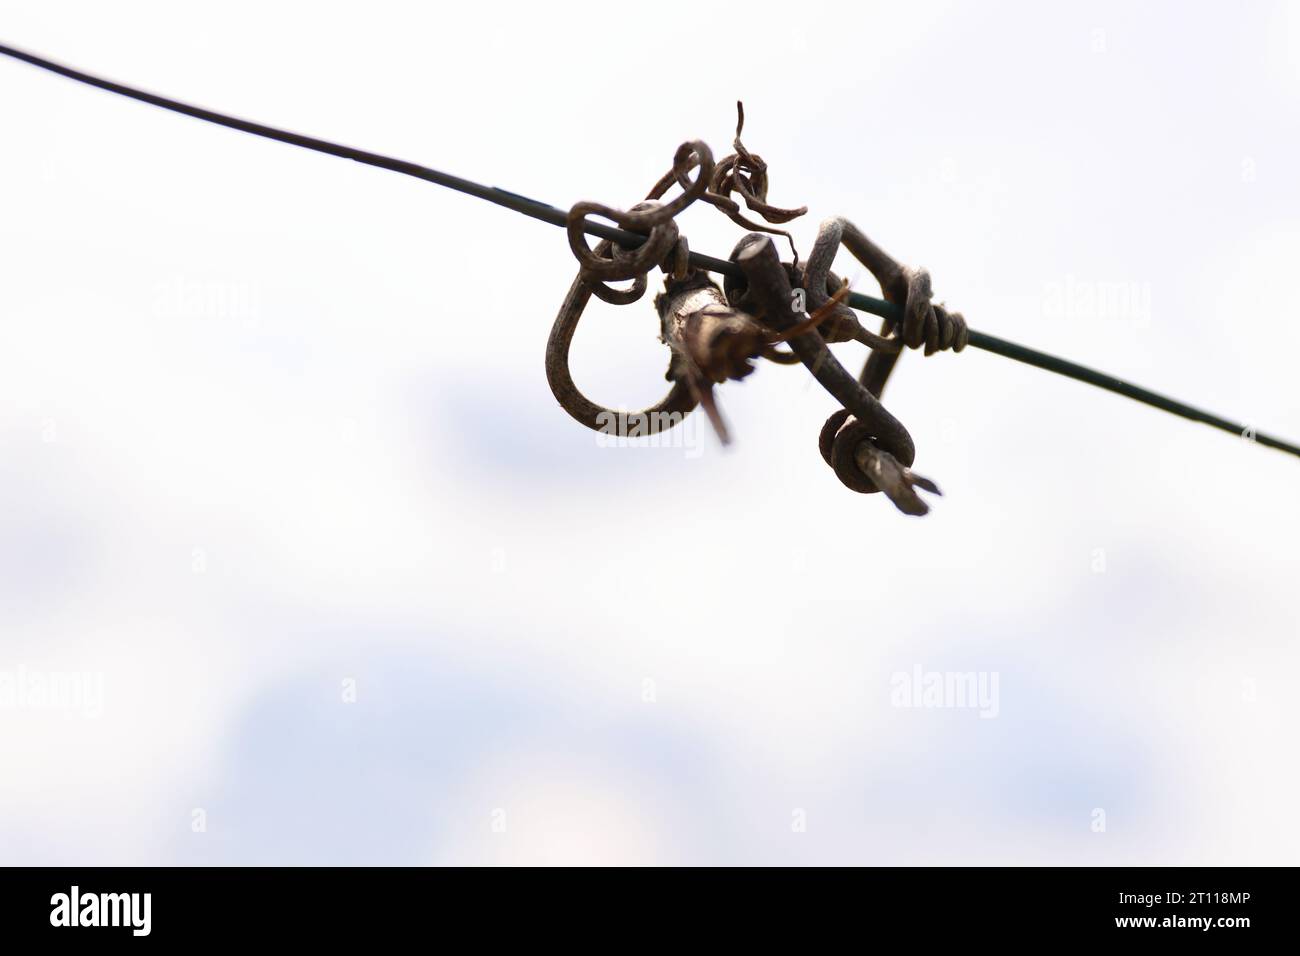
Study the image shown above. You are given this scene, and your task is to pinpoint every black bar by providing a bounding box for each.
[0,866,1287,943]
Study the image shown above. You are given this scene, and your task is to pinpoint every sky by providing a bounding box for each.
[1,0,1297,865]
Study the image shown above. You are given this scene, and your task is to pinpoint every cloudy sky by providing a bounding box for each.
[1,0,1297,864]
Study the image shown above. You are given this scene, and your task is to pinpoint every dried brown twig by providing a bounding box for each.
[546,105,968,514]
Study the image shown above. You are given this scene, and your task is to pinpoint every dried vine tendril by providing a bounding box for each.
[547,105,967,514]
[565,140,712,305]
[646,102,807,262]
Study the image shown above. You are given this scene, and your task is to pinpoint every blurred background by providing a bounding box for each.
[1,0,1296,865]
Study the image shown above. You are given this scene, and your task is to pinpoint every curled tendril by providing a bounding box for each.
[566,141,714,304]
[641,103,808,262]
[547,140,720,431]
[545,259,698,434]
[703,102,807,261]
[818,410,941,515]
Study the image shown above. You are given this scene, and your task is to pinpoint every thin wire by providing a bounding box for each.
[2,40,1297,459]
